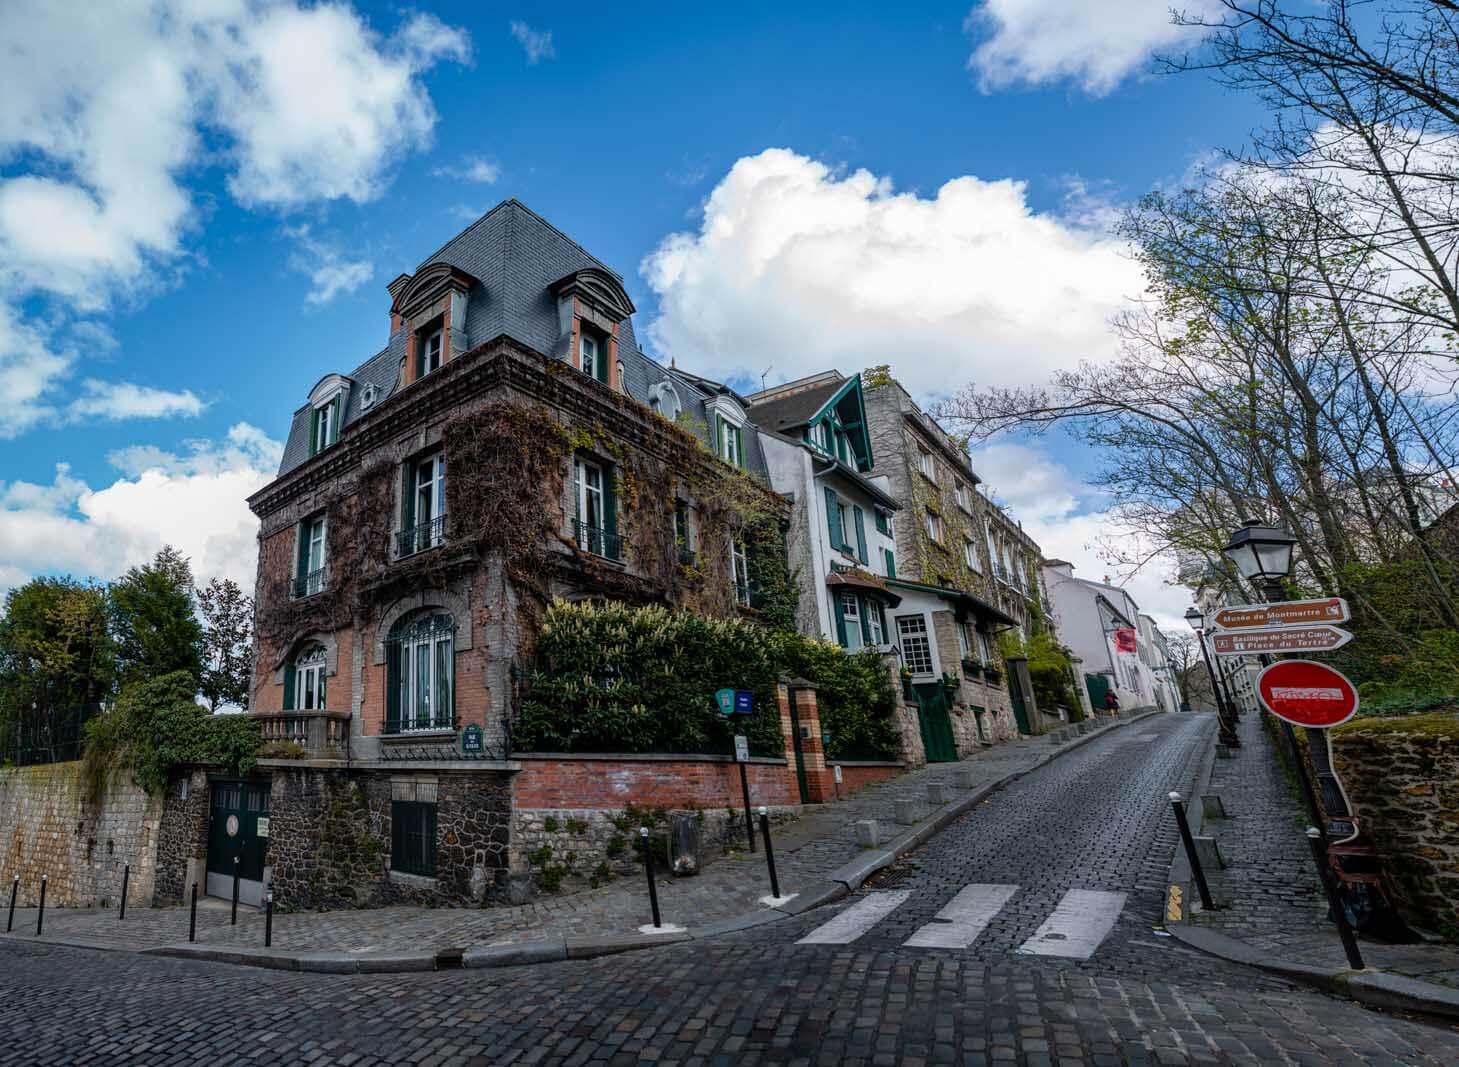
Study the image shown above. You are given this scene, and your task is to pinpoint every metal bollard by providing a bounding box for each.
[35,875,46,936]
[231,856,240,926]
[1169,792,1214,912]
[265,888,274,948]
[189,882,198,943]
[119,863,130,921]
[1307,827,1366,970]
[6,876,16,934]
[758,807,781,900]
[640,827,661,929]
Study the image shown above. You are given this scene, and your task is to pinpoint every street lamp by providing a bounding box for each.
[1222,519,1297,603]
[1185,606,1240,747]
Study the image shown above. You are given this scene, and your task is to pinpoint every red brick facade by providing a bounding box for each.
[513,755,798,810]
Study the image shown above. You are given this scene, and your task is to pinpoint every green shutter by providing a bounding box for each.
[859,595,873,645]
[295,523,309,584]
[603,466,619,558]
[308,409,320,457]
[713,413,723,461]
[401,463,417,534]
[832,591,848,647]
[875,510,889,535]
[385,642,401,734]
[853,506,868,564]
[733,425,744,468]
[824,487,841,550]
[330,396,342,445]
[884,548,896,579]
[283,661,295,711]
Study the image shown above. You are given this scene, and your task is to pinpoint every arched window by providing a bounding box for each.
[286,644,327,710]
[386,612,455,733]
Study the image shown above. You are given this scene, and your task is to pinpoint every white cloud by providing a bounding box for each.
[509,20,555,63]
[0,0,468,434]
[434,156,501,184]
[965,0,1218,95]
[972,441,1192,633]
[285,225,374,306]
[67,380,206,421]
[0,424,281,598]
[641,148,1141,399]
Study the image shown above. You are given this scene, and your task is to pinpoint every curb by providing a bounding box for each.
[1161,714,1459,1021]
[4,711,1166,977]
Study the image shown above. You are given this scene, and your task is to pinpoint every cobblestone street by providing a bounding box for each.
[5,712,1459,1064]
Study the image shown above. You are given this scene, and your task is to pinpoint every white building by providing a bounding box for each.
[1040,560,1168,713]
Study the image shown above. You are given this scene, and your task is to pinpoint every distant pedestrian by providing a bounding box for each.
[1104,690,1120,715]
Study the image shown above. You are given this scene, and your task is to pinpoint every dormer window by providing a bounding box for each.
[311,399,337,455]
[719,416,744,467]
[417,326,443,379]
[649,381,682,420]
[306,374,349,458]
[360,383,378,410]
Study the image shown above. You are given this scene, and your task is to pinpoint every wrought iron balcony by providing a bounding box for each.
[291,568,325,599]
[572,520,623,561]
[396,514,448,558]
[383,711,458,735]
[678,545,698,567]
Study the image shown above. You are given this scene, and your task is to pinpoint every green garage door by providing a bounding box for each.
[207,779,269,907]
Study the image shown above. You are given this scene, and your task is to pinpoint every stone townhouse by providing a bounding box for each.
[1041,561,1157,712]
[857,373,1041,754]
[236,200,790,909]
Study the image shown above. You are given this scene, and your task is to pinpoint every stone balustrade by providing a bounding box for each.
[253,710,351,760]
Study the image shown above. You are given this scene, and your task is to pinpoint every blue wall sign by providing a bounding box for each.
[734,690,753,715]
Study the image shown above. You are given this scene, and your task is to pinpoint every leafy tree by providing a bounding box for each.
[197,577,253,711]
[109,546,203,689]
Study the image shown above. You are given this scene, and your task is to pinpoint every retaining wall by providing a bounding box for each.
[0,761,161,909]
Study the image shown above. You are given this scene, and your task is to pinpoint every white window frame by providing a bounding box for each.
[580,334,601,380]
[918,448,935,482]
[896,614,934,677]
[574,458,606,534]
[295,645,327,711]
[963,538,978,571]
[421,329,443,376]
[954,480,970,512]
[956,620,970,660]
[731,539,751,607]
[924,510,942,543]
[313,401,334,454]
[414,454,446,539]
[297,515,327,596]
[720,416,743,467]
[867,602,885,646]
[842,591,863,652]
[398,614,454,732]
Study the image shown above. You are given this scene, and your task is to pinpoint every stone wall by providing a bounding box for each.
[153,769,209,904]
[0,761,162,909]
[265,766,512,910]
[1330,711,1459,931]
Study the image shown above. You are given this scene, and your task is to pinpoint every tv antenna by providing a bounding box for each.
[760,366,772,393]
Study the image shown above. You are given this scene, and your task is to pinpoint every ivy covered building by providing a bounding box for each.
[240,200,791,908]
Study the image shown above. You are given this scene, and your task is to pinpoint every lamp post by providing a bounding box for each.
[1221,519,1297,604]
[1185,606,1239,748]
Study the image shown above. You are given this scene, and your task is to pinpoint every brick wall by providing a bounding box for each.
[0,761,163,909]
[829,761,903,794]
[513,754,798,810]
[1329,712,1459,930]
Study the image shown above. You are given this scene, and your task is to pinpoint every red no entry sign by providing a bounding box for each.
[1256,659,1359,728]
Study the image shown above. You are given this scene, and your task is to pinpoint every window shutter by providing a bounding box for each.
[884,548,896,579]
[330,395,342,445]
[308,409,320,457]
[295,523,309,583]
[283,662,296,711]
[875,511,889,536]
[833,592,848,647]
[853,506,868,564]
[859,596,873,645]
[824,488,841,550]
[712,413,724,461]
[733,425,744,468]
[603,466,618,546]
[401,463,417,534]
[385,642,401,734]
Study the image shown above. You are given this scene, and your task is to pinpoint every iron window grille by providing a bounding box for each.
[292,568,325,598]
[384,613,456,734]
[573,520,624,561]
[396,514,448,558]
[391,800,437,877]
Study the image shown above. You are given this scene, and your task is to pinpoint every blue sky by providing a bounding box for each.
[0,0,1260,625]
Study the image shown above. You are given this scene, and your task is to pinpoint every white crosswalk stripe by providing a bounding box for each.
[796,890,911,945]
[903,883,1018,949]
[1016,889,1127,959]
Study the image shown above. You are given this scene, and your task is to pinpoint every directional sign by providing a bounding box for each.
[1212,597,1350,631]
[1256,659,1359,728]
[1211,624,1352,656]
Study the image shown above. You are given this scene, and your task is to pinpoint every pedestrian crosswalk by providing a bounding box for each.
[796,884,1129,959]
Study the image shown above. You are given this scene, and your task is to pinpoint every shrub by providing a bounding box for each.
[82,671,259,801]
[514,600,901,760]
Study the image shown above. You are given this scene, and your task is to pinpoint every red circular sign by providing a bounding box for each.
[1256,659,1359,728]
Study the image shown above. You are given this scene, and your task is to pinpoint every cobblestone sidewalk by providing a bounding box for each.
[1189,706,1459,991]
[1,715,1131,959]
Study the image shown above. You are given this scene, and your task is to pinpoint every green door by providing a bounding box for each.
[207,780,270,906]
[1007,672,1032,735]
[913,683,958,762]
[1084,673,1110,717]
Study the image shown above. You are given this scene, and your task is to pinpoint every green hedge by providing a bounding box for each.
[514,600,900,760]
